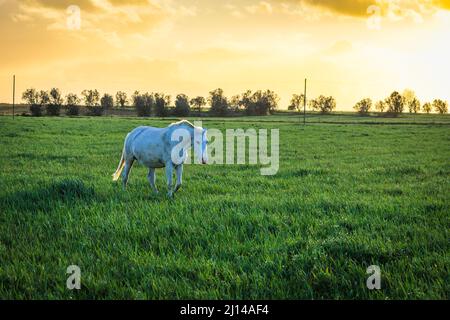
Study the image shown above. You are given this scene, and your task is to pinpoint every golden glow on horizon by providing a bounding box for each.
[0,0,449,110]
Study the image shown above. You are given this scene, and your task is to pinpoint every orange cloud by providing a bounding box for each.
[281,0,450,17]
[304,0,373,17]
[107,0,150,5]
[26,0,100,12]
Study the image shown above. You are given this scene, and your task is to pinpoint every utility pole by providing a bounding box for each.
[303,78,307,125]
[12,75,15,119]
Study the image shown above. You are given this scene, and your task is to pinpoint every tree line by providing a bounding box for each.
[287,90,448,115]
[352,90,448,115]
[21,87,448,117]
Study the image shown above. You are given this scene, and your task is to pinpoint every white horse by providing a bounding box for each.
[112,120,208,197]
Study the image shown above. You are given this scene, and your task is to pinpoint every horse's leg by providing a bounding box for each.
[165,162,174,197]
[147,168,158,194]
[174,164,183,194]
[122,158,135,189]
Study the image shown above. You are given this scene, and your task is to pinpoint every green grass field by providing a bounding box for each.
[0,114,449,299]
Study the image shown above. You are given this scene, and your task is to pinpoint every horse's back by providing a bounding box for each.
[127,126,164,142]
[125,126,168,167]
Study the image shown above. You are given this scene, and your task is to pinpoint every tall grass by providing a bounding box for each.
[0,115,448,299]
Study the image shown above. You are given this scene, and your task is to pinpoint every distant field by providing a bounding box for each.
[2,103,449,125]
[0,114,449,299]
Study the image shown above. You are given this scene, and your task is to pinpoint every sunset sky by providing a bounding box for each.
[0,0,449,109]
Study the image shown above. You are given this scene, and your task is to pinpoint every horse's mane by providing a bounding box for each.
[169,120,195,128]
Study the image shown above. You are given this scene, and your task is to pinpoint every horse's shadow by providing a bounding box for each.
[2,178,177,214]
[1,179,97,213]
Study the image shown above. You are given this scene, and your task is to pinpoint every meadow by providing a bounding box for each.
[0,114,449,299]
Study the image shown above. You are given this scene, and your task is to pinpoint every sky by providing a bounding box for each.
[0,0,449,110]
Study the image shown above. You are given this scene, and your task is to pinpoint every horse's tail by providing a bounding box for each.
[112,149,125,181]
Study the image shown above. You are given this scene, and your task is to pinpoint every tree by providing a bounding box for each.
[81,89,102,116]
[247,90,279,115]
[47,88,63,116]
[31,90,50,117]
[409,97,421,114]
[22,88,41,116]
[375,100,386,113]
[353,98,372,115]
[38,90,50,104]
[422,102,432,114]
[309,95,336,113]
[288,94,305,112]
[65,93,81,116]
[154,93,170,117]
[115,91,128,108]
[132,91,154,117]
[208,88,229,116]
[230,94,243,112]
[190,96,206,113]
[230,90,252,113]
[174,94,191,117]
[385,91,404,115]
[403,89,420,113]
[101,93,114,115]
[234,90,279,116]
[402,89,414,111]
[433,99,448,114]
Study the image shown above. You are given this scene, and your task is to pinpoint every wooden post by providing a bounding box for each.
[12,75,15,119]
[303,78,307,125]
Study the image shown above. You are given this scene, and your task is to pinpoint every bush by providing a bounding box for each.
[408,98,421,114]
[81,89,102,116]
[30,104,44,116]
[66,93,80,116]
[375,100,386,113]
[422,102,432,114]
[174,94,191,116]
[46,88,63,116]
[100,93,114,115]
[190,96,206,113]
[115,91,128,108]
[245,90,279,116]
[385,91,404,115]
[89,107,103,116]
[66,105,80,116]
[46,104,61,116]
[310,95,336,113]
[29,90,50,117]
[22,88,43,116]
[208,88,229,116]
[353,98,372,115]
[154,93,170,117]
[288,94,305,112]
[433,99,448,114]
[132,91,154,117]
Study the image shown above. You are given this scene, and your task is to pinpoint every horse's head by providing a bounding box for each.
[194,126,208,165]
[169,120,208,165]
